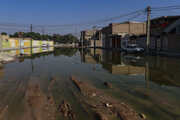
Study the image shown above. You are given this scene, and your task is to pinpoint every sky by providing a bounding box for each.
[0,0,180,35]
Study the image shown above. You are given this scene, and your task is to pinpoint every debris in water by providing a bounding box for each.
[105,103,113,108]
[47,96,54,104]
[58,100,75,120]
[104,82,112,88]
[89,93,96,97]
[71,75,141,120]
[130,90,135,93]
[139,113,147,119]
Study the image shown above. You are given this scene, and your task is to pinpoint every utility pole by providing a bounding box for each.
[93,26,96,48]
[42,26,45,34]
[30,24,34,72]
[30,24,33,48]
[30,24,33,32]
[93,26,96,56]
[146,6,151,53]
[75,27,77,37]
[145,56,149,98]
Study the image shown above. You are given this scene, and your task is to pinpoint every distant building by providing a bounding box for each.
[80,30,95,47]
[0,35,2,52]
[80,30,103,47]
[0,35,54,49]
[101,22,146,49]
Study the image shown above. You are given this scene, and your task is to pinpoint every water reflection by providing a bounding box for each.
[147,56,180,87]
[80,48,180,87]
[0,47,180,120]
[80,48,180,120]
[0,67,4,79]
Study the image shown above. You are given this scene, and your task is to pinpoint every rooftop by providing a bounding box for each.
[151,15,180,21]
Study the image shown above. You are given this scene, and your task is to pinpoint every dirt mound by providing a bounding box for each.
[71,75,141,120]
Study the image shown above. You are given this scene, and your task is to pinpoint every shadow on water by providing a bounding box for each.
[0,47,179,120]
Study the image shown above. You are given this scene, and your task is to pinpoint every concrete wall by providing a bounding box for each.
[0,35,54,49]
[81,30,95,46]
[111,22,146,35]
[90,39,103,47]
[81,30,103,47]
[0,36,2,52]
[101,22,146,49]
[137,36,156,50]
[161,34,180,52]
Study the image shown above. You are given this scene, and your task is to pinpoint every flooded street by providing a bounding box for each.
[0,47,180,120]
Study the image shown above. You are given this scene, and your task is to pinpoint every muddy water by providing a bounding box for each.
[0,47,180,120]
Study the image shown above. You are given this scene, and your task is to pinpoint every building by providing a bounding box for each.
[101,22,146,49]
[158,16,180,52]
[80,30,103,47]
[151,16,180,36]
[81,30,95,47]
[0,35,54,49]
[0,35,2,52]
[136,16,180,52]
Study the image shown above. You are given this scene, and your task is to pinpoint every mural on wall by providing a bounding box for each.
[1,38,54,48]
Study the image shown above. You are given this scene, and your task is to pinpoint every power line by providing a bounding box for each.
[151,5,180,11]
[1,4,180,34]
[0,8,146,29]
[151,5,180,10]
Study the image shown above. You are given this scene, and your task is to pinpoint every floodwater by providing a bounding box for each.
[0,47,180,120]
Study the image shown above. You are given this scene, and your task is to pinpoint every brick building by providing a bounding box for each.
[80,30,103,47]
[101,22,146,49]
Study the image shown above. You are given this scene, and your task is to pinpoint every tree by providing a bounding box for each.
[1,32,7,35]
[9,32,79,44]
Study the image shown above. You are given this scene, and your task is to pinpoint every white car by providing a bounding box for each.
[124,44,144,53]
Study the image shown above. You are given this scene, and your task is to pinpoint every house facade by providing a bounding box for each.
[80,30,103,47]
[101,22,146,49]
[151,16,180,52]
[81,30,95,47]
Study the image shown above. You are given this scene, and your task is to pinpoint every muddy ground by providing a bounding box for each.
[71,75,141,120]
[22,77,55,120]
[0,75,143,120]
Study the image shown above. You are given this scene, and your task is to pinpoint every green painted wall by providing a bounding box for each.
[2,41,10,48]
[39,41,43,46]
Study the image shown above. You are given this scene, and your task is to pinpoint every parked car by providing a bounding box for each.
[123,44,144,53]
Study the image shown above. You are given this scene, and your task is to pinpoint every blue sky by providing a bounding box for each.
[0,0,180,35]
